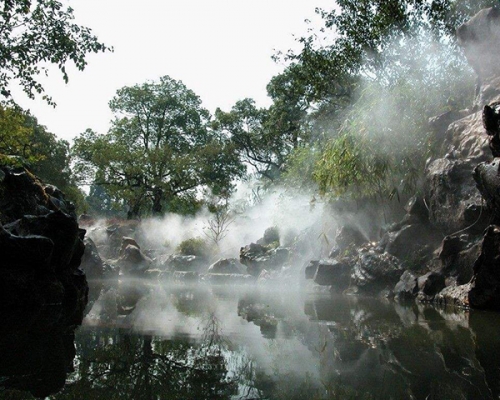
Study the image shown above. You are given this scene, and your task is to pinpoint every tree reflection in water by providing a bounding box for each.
[52,313,237,400]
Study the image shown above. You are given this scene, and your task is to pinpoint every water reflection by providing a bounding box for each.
[2,284,500,399]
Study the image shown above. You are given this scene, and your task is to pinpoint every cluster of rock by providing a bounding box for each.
[306,7,500,311]
[0,167,87,397]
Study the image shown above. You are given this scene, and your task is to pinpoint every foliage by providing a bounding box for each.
[0,102,85,211]
[0,0,111,105]
[73,76,245,218]
[177,237,210,259]
[277,1,483,201]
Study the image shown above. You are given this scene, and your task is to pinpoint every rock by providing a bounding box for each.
[394,271,418,301]
[417,272,446,302]
[313,259,351,290]
[257,226,280,246]
[0,166,87,397]
[405,196,429,222]
[208,258,246,274]
[457,7,500,82]
[240,242,290,276]
[384,224,438,266]
[426,156,489,234]
[474,158,500,221]
[434,283,472,308]
[352,250,404,293]
[439,234,480,284]
[469,225,500,309]
[117,244,152,276]
[305,260,319,279]
[119,236,141,256]
[335,225,366,251]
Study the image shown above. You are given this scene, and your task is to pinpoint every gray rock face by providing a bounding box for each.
[168,255,201,272]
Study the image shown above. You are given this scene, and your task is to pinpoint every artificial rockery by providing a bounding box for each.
[0,167,87,397]
[305,7,500,310]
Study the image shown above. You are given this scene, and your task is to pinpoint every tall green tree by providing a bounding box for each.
[73,76,244,218]
[0,0,111,105]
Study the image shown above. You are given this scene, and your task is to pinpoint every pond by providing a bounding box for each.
[2,282,500,400]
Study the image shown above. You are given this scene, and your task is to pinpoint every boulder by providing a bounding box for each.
[335,225,366,251]
[352,250,404,293]
[305,260,319,279]
[116,244,152,276]
[240,242,290,276]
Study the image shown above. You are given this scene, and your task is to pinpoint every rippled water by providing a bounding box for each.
[3,283,500,399]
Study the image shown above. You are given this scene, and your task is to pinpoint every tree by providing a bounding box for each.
[0,0,111,105]
[0,102,86,210]
[214,98,306,182]
[73,76,244,218]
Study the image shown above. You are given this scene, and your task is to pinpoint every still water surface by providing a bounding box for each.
[4,283,500,399]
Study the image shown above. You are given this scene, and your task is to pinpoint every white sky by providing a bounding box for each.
[11,0,333,143]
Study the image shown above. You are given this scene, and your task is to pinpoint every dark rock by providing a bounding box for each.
[474,158,500,221]
[405,196,429,222]
[417,272,446,302]
[256,226,280,246]
[0,166,87,398]
[426,157,489,234]
[305,260,319,279]
[439,234,480,284]
[240,242,290,276]
[352,250,404,293]
[208,258,246,274]
[335,225,366,251]
[313,259,351,290]
[469,225,500,309]
[394,271,418,301]
[385,224,438,266]
[117,244,152,276]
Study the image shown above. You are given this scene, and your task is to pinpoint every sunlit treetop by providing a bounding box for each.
[0,0,112,106]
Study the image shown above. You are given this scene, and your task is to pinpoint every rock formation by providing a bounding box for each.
[0,166,87,397]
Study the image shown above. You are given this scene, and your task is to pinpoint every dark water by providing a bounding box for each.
[2,283,500,400]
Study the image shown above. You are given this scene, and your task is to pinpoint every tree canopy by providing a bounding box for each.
[0,0,111,105]
[73,76,244,218]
